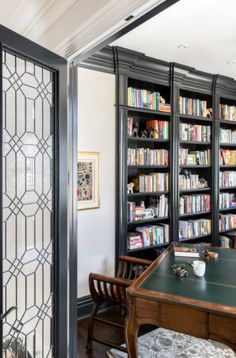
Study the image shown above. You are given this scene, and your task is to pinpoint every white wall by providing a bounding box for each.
[77,67,115,298]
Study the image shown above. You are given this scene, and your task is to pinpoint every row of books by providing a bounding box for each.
[138,173,169,192]
[179,149,211,165]
[179,219,211,240]
[179,96,208,117]
[127,148,168,166]
[220,149,236,166]
[128,201,145,222]
[179,123,211,142]
[179,173,208,190]
[179,194,210,215]
[220,104,236,121]
[128,87,171,112]
[219,213,236,232]
[219,192,236,210]
[220,171,236,187]
[220,128,236,144]
[127,224,169,249]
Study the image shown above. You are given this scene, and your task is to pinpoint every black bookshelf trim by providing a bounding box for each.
[128,137,169,143]
[179,188,211,194]
[179,140,211,146]
[118,104,171,116]
[179,234,212,242]
[128,191,169,197]
[179,211,211,218]
[219,207,236,212]
[128,217,169,226]
[127,242,169,253]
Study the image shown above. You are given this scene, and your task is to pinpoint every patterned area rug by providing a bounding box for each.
[107,328,236,358]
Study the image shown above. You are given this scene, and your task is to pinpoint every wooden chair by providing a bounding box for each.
[86,255,152,352]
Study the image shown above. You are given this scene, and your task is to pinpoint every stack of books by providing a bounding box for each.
[179,194,210,215]
[220,104,236,121]
[136,224,169,247]
[174,245,200,257]
[180,123,211,142]
[179,218,211,239]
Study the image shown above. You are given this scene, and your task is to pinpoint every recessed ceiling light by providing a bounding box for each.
[227,60,236,65]
[178,43,191,49]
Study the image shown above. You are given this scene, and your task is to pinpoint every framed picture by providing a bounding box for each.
[77,152,100,210]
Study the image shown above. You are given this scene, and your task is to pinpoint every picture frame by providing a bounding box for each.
[187,154,196,165]
[77,152,100,210]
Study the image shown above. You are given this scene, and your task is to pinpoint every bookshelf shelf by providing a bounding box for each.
[128,137,169,143]
[220,143,236,147]
[179,234,212,242]
[179,165,211,169]
[118,104,171,117]
[179,188,211,194]
[127,217,169,226]
[177,113,213,123]
[220,165,236,169]
[219,119,236,126]
[179,211,211,218]
[180,140,211,146]
[220,228,236,234]
[220,186,236,190]
[219,207,236,212]
[128,191,169,197]
[128,165,169,169]
[127,242,169,253]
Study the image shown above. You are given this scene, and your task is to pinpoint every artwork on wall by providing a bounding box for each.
[77,152,100,210]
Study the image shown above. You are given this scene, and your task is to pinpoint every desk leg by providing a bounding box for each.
[125,297,139,358]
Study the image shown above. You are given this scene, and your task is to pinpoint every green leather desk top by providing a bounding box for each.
[141,246,236,308]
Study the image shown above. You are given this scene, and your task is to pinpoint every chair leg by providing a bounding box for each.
[86,300,104,351]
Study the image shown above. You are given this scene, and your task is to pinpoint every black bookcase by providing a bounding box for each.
[112,46,236,259]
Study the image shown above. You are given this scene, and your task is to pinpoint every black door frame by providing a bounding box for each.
[0,25,74,358]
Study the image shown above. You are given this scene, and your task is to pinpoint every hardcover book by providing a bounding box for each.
[174,245,200,257]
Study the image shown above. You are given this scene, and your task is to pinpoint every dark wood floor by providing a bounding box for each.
[77,308,125,358]
[77,307,154,358]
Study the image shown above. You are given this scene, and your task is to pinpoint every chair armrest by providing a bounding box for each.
[118,256,152,266]
[89,272,131,304]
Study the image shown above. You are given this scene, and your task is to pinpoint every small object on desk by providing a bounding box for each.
[170,264,188,278]
[203,249,219,259]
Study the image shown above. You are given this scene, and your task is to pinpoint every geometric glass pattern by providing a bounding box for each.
[2,50,54,357]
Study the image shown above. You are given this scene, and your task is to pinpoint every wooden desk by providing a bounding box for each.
[126,243,236,357]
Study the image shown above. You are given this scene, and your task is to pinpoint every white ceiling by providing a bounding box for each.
[112,0,236,79]
[0,0,164,58]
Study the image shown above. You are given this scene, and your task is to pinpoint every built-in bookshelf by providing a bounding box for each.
[176,87,213,243]
[125,77,171,254]
[114,46,236,258]
[218,90,236,244]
